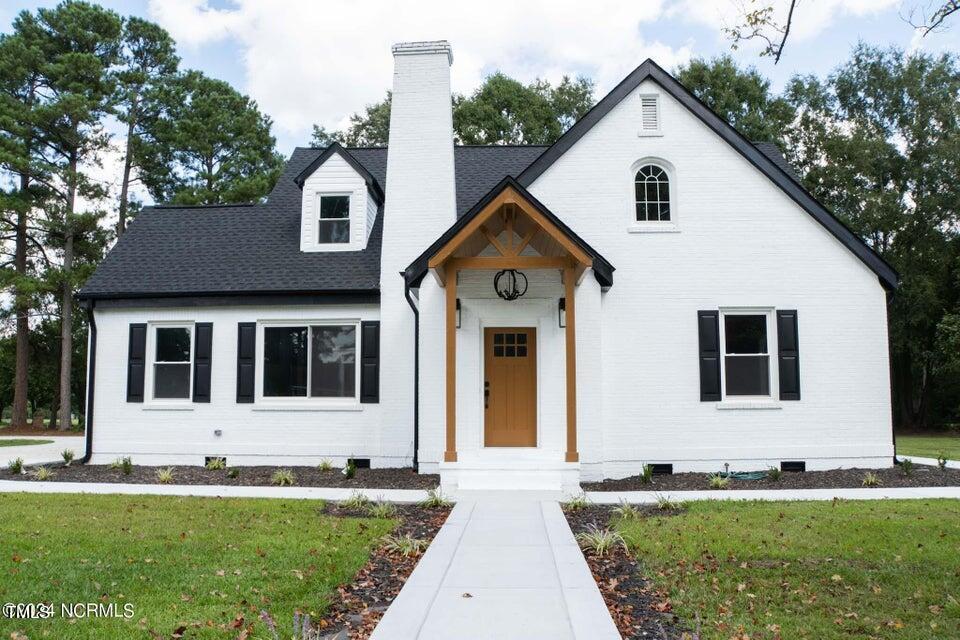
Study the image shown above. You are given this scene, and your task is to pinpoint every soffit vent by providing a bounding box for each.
[640,95,660,133]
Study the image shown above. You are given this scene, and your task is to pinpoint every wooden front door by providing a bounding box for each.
[484,327,537,447]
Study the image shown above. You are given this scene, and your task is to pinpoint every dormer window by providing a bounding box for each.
[317,194,350,244]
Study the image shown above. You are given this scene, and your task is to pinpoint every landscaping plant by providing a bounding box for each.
[708,474,730,490]
[341,491,371,510]
[205,457,226,470]
[612,499,642,521]
[227,467,240,478]
[382,533,429,557]
[654,493,684,511]
[639,463,653,484]
[342,458,357,479]
[156,467,175,484]
[575,524,626,557]
[900,458,914,476]
[110,457,133,475]
[32,466,54,481]
[61,449,75,466]
[317,459,333,472]
[937,453,948,471]
[562,493,590,512]
[271,469,296,486]
[8,457,24,474]
[366,499,397,519]
[861,471,882,487]
[419,488,452,509]
[766,465,783,481]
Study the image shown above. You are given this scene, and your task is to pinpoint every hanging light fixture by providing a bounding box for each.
[493,269,528,301]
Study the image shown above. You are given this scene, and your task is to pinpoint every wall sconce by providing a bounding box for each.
[558,297,566,328]
[456,299,462,329]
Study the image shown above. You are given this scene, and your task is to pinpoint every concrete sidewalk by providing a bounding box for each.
[0,435,84,466]
[371,496,619,640]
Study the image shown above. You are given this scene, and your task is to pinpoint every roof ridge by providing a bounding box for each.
[294,144,551,151]
[149,202,256,210]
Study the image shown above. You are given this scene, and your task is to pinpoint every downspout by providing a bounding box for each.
[887,285,898,466]
[404,278,420,472]
[79,300,96,464]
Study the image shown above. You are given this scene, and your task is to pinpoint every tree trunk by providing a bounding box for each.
[58,153,77,432]
[12,172,30,428]
[116,101,137,236]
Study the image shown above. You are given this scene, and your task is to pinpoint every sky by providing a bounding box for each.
[1,0,958,205]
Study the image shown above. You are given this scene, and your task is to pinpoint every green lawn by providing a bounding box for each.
[897,434,960,460]
[616,500,960,639]
[0,438,53,446]
[0,493,394,639]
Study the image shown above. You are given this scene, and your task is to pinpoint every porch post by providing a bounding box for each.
[563,267,578,462]
[444,268,458,462]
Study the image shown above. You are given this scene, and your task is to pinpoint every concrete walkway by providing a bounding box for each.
[371,496,619,640]
[0,435,84,466]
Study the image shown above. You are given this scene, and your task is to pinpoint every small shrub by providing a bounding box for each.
[61,449,75,466]
[317,459,334,472]
[766,466,783,482]
[156,467,175,484]
[340,490,371,510]
[205,457,226,471]
[862,471,882,487]
[575,524,626,557]
[900,458,914,476]
[382,533,429,557]
[8,458,24,474]
[419,488,452,509]
[708,474,730,490]
[110,456,133,475]
[227,467,240,479]
[654,493,684,511]
[612,499,642,521]
[271,469,296,486]
[366,499,398,519]
[562,493,589,512]
[32,466,54,481]
[937,453,948,471]
[342,458,357,479]
[639,464,653,485]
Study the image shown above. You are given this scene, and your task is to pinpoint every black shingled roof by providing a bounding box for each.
[79,141,806,300]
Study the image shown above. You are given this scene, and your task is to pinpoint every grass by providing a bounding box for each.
[616,499,960,639]
[0,438,53,447]
[897,433,960,460]
[0,493,394,639]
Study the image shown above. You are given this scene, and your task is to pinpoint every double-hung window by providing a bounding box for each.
[262,324,357,400]
[317,194,350,244]
[721,312,771,397]
[152,325,192,400]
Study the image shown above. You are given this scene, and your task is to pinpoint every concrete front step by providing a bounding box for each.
[439,460,580,492]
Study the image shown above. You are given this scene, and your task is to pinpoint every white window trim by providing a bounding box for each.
[315,192,352,246]
[717,307,780,408]
[145,321,194,407]
[627,157,679,233]
[637,93,663,137]
[255,319,362,409]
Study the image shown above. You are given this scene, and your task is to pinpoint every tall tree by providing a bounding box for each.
[148,70,283,205]
[0,14,45,428]
[675,55,796,145]
[309,73,596,147]
[113,16,178,235]
[29,0,121,430]
[784,45,960,428]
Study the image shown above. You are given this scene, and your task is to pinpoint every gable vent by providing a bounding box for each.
[640,95,660,133]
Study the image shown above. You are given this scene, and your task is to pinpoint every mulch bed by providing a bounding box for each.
[0,463,439,490]
[564,505,687,640]
[314,503,451,639]
[583,464,960,492]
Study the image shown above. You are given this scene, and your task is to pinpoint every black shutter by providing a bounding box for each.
[698,311,721,401]
[193,322,213,403]
[360,321,380,403]
[236,322,256,403]
[777,310,801,401]
[126,323,147,403]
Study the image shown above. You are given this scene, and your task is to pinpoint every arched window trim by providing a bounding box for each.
[628,158,679,233]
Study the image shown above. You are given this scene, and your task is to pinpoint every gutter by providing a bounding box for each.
[79,300,96,464]
[403,278,420,472]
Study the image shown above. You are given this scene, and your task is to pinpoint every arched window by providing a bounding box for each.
[635,164,670,222]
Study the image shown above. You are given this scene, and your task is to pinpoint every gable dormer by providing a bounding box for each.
[294,143,384,252]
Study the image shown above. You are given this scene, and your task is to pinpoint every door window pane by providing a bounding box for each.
[263,327,308,396]
[310,325,356,398]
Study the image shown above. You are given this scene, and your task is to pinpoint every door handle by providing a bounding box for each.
[484,381,489,408]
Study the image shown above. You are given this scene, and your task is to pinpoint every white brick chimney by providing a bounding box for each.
[377,41,457,465]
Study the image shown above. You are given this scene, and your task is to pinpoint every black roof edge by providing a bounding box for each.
[149,202,256,209]
[517,58,899,290]
[293,142,385,204]
[405,176,614,288]
[78,289,380,307]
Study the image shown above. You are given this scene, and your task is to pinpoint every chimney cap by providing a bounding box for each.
[391,40,453,64]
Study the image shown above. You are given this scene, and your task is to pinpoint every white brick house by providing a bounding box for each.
[79,41,897,490]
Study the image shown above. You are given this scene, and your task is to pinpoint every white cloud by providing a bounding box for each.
[147,0,694,145]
